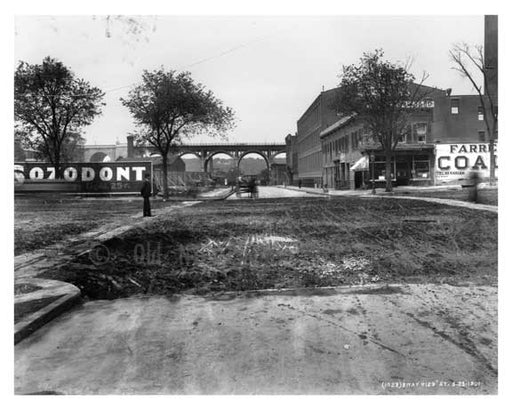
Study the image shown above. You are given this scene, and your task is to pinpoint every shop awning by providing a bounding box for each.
[350,156,369,171]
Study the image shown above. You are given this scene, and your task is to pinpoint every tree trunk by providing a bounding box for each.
[489,136,496,187]
[54,150,62,179]
[385,150,393,192]
[162,154,169,200]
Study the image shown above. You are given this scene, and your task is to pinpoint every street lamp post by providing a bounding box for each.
[370,152,376,195]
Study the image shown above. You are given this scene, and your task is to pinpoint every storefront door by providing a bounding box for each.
[396,161,410,185]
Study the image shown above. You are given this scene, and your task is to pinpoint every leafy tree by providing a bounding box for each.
[14,135,26,162]
[15,128,85,163]
[334,50,430,192]
[450,43,498,186]
[121,69,235,198]
[14,57,104,177]
[60,132,86,162]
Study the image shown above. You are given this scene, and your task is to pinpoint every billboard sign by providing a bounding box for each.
[15,161,152,193]
[435,143,498,183]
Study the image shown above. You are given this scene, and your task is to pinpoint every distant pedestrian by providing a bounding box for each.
[298,179,302,189]
[468,170,481,203]
[248,177,257,199]
[141,173,152,217]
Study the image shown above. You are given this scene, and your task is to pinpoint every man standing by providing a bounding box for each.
[141,173,152,217]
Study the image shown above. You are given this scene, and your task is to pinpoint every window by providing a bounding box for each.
[414,123,428,143]
[411,154,430,180]
[478,131,486,142]
[451,99,460,114]
[412,161,430,179]
[405,124,412,143]
[478,106,484,121]
[352,131,358,149]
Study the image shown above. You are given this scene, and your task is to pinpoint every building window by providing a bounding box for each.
[405,124,412,143]
[451,99,459,114]
[414,123,428,143]
[478,131,486,142]
[478,106,484,121]
[373,157,396,181]
[352,131,358,149]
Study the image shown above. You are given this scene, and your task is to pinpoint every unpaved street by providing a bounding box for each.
[15,283,497,394]
[228,186,320,199]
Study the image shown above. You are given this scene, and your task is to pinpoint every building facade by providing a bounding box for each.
[288,86,498,190]
[287,15,498,189]
[293,88,340,187]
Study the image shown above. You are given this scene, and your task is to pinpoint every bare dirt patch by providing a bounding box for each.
[39,197,497,299]
[14,196,173,255]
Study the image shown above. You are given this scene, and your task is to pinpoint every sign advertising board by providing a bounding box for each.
[15,161,152,193]
[435,143,498,183]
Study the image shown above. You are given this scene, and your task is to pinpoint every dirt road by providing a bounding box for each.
[15,283,497,395]
[228,186,320,199]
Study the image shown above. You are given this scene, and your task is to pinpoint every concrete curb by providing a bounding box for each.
[14,201,202,344]
[15,279,82,345]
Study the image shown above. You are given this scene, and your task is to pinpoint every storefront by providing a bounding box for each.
[362,144,435,187]
[349,156,369,189]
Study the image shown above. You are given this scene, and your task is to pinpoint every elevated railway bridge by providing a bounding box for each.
[83,140,287,173]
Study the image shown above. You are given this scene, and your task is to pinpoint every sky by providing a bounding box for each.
[14,15,485,146]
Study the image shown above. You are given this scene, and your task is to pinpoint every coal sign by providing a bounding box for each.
[435,143,498,183]
[15,161,152,193]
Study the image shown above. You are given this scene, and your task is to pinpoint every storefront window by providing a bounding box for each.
[373,161,394,180]
[411,154,431,179]
[412,161,430,179]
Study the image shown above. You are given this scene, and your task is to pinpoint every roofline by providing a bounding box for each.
[297,86,340,124]
[319,114,358,139]
[443,93,482,98]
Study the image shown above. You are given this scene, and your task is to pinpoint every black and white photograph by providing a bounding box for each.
[7,0,506,401]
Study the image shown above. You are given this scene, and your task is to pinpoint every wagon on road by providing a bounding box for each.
[236,179,259,198]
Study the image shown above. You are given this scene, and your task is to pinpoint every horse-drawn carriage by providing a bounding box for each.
[236,178,259,198]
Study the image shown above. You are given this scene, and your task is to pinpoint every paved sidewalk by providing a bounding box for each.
[15,283,497,394]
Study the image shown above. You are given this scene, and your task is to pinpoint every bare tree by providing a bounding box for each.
[450,43,498,185]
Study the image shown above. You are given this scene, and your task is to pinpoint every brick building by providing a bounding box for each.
[291,88,340,187]
[288,16,498,189]
[287,85,498,189]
